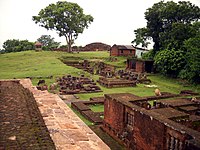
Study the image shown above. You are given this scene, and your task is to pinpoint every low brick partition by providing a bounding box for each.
[97,77,136,88]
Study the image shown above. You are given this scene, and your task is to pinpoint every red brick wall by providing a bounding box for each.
[136,61,145,73]
[110,46,119,56]
[133,111,165,150]
[119,49,135,57]
[104,97,125,132]
[110,46,135,57]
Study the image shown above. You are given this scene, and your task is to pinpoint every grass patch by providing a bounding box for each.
[89,104,104,112]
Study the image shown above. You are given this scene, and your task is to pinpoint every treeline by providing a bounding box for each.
[2,39,34,53]
[133,1,200,83]
[1,35,61,53]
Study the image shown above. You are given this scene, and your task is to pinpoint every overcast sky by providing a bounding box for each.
[0,0,200,49]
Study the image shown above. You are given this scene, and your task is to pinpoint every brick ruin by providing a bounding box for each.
[97,77,136,88]
[57,74,102,94]
[103,92,200,150]
[62,59,151,88]
[126,58,154,73]
[62,60,116,76]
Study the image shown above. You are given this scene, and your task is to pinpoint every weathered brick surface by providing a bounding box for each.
[0,80,55,149]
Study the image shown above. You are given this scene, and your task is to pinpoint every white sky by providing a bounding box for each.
[0,0,199,49]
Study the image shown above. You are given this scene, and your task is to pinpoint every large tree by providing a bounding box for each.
[33,1,93,52]
[37,35,60,50]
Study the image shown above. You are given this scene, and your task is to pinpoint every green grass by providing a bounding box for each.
[0,50,108,85]
[89,104,104,112]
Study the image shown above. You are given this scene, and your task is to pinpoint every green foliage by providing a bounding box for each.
[3,39,34,53]
[37,35,60,50]
[142,1,200,53]
[33,1,93,52]
[141,49,154,60]
[154,49,185,77]
[180,33,200,83]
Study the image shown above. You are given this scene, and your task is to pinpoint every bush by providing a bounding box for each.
[154,49,186,77]
[180,35,200,83]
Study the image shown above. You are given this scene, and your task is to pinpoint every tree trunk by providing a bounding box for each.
[66,37,72,53]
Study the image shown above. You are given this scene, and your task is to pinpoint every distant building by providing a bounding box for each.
[134,46,149,58]
[103,92,200,150]
[82,42,111,51]
[110,45,135,57]
[126,58,154,73]
[110,45,149,57]
[34,41,42,51]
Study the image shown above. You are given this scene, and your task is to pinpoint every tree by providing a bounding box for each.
[33,1,93,52]
[37,35,60,50]
[3,39,34,53]
[133,1,200,55]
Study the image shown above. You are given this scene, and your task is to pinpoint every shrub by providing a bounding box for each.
[154,49,186,77]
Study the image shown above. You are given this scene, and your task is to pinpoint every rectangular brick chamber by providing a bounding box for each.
[0,80,56,149]
[103,92,200,150]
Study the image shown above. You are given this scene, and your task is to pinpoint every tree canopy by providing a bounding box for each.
[33,1,93,52]
[37,35,60,50]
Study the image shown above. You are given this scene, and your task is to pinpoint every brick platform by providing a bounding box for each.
[0,80,56,149]
[20,79,110,150]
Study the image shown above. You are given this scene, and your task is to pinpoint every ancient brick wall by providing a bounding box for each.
[104,96,125,132]
[110,46,119,56]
